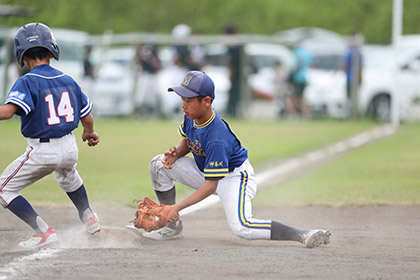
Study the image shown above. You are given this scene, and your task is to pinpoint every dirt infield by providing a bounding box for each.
[0,204,419,280]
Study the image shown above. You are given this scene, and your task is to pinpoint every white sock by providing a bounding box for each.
[81,208,94,221]
[36,216,49,233]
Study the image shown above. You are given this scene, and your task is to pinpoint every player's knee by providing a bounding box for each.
[230,224,254,240]
[149,154,164,175]
[0,191,19,208]
[149,154,168,191]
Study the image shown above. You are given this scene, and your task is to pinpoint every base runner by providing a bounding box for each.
[0,22,101,249]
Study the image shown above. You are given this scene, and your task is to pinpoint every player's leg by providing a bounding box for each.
[55,134,100,234]
[0,146,58,248]
[149,154,204,204]
[217,160,330,247]
[143,154,204,240]
[217,162,273,240]
[7,195,48,233]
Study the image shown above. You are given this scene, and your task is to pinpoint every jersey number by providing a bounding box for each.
[45,92,75,125]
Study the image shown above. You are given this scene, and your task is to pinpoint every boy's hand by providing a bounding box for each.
[82,131,100,146]
[162,146,177,169]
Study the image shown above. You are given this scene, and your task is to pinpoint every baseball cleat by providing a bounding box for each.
[142,220,184,241]
[83,212,101,234]
[125,224,145,236]
[303,229,331,248]
[18,227,59,249]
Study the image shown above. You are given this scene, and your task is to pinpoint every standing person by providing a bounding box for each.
[134,44,162,116]
[0,23,101,249]
[143,70,330,248]
[289,44,312,118]
[224,25,242,117]
[344,42,363,117]
[82,45,96,102]
[171,24,200,71]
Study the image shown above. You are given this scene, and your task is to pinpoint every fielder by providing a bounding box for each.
[0,23,100,249]
[140,70,330,248]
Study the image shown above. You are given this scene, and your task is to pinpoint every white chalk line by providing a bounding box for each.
[0,248,61,280]
[0,124,396,279]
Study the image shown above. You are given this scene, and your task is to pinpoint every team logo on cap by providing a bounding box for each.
[182,75,193,86]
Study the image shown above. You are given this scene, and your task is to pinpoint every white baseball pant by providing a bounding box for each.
[149,154,272,240]
[0,133,83,207]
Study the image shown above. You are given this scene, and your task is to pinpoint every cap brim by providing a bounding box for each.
[168,85,199,98]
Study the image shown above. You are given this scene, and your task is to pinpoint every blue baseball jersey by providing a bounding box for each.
[5,64,92,138]
[178,110,248,180]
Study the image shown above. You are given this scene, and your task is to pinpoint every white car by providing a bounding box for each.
[90,47,136,117]
[306,42,420,121]
[245,43,297,119]
[360,44,420,121]
[304,42,348,119]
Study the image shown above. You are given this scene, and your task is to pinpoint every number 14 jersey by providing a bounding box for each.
[5,64,92,138]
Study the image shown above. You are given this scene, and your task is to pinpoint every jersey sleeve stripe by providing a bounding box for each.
[80,99,92,118]
[204,168,229,177]
[205,173,228,178]
[204,168,229,173]
[5,97,31,115]
[178,125,187,138]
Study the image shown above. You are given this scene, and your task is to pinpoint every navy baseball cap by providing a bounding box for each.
[168,71,215,100]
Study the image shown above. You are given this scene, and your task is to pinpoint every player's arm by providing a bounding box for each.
[173,179,218,213]
[0,103,18,120]
[80,113,100,146]
[162,138,190,169]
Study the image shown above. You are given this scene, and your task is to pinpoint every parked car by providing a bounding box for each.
[245,43,296,118]
[306,42,420,121]
[90,46,136,117]
[360,44,420,121]
[304,41,348,118]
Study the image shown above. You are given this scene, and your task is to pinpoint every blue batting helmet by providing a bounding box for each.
[14,22,59,67]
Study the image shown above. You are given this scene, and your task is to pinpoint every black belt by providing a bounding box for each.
[38,133,72,143]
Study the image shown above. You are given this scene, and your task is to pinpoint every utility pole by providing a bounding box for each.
[391,0,403,127]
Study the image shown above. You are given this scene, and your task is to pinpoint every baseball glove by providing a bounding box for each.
[131,197,180,232]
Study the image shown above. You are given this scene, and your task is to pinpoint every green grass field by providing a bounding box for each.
[2,117,418,207]
[253,122,420,206]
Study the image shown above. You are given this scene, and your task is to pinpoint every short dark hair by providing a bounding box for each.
[24,47,51,61]
[197,95,213,104]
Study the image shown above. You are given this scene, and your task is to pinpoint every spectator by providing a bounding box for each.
[160,24,200,118]
[82,45,96,101]
[224,24,242,117]
[273,60,292,117]
[83,45,95,79]
[134,44,162,116]
[171,24,200,71]
[288,44,312,118]
[344,41,363,117]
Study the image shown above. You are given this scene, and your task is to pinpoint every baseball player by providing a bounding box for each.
[145,71,330,248]
[0,22,100,249]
